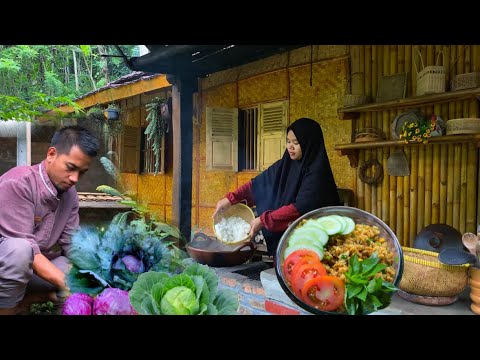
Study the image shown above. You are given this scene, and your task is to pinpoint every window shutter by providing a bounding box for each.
[258,100,288,170]
[206,107,238,171]
[122,125,140,174]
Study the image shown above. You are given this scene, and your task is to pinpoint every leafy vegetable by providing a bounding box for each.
[344,253,397,315]
[93,288,137,315]
[129,263,239,315]
[62,293,93,315]
[67,218,193,295]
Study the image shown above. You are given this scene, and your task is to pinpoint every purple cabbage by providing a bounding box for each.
[121,255,145,273]
[62,293,94,315]
[93,288,137,315]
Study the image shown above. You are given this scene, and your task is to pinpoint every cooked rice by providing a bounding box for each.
[298,220,395,283]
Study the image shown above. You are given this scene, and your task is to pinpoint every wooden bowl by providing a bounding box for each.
[469,267,480,282]
[470,279,480,288]
[470,286,480,297]
[470,302,480,315]
[470,292,480,304]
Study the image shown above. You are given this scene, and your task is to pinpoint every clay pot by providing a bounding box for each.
[186,232,256,267]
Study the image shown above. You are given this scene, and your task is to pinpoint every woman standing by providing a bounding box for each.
[213,117,340,256]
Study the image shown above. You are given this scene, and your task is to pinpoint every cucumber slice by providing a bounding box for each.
[330,215,347,234]
[284,241,324,260]
[288,228,326,250]
[296,221,329,246]
[340,216,356,235]
[315,216,343,235]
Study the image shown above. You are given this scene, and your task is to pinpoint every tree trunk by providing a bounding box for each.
[82,52,97,90]
[97,45,110,84]
[72,49,79,92]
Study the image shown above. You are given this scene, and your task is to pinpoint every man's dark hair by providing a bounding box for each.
[51,125,99,157]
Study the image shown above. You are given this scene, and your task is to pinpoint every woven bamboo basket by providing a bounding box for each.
[446,118,480,135]
[213,203,255,246]
[451,72,480,91]
[343,94,369,107]
[414,50,446,96]
[354,128,385,143]
[399,247,469,297]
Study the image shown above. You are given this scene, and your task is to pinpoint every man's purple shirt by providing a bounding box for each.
[0,160,79,258]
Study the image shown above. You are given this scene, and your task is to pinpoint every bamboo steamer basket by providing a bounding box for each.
[212,203,255,245]
[446,118,480,135]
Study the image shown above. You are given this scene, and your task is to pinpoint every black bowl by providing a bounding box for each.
[275,206,404,315]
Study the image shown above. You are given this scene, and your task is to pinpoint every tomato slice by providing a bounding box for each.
[282,250,321,285]
[300,276,345,312]
[290,261,327,297]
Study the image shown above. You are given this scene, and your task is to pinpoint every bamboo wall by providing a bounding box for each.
[350,45,480,246]
[119,89,176,224]
[196,47,353,235]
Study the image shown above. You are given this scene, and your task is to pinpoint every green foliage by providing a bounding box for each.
[0,45,137,120]
[344,253,397,315]
[145,97,169,175]
[67,218,192,295]
[0,93,83,121]
[129,263,239,315]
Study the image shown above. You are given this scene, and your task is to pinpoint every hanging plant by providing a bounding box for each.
[145,97,169,175]
[86,106,105,131]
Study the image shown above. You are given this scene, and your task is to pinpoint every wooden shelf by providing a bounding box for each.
[338,87,480,120]
[335,134,480,168]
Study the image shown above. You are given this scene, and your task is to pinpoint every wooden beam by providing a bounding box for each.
[338,87,480,120]
[336,134,480,168]
[42,75,171,119]
[171,76,194,243]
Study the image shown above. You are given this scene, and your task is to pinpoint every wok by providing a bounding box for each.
[186,232,256,267]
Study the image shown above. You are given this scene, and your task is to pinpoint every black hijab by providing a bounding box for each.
[252,117,340,254]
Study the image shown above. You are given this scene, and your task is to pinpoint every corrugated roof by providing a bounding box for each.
[74,71,162,102]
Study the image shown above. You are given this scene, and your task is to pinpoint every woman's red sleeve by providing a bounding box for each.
[225,180,256,207]
[260,204,301,233]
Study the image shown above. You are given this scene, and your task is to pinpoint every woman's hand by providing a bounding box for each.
[212,197,232,218]
[249,217,263,239]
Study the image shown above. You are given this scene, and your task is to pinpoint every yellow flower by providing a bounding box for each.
[423,140,428,144]
[415,128,420,134]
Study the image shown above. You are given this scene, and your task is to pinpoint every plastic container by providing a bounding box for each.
[275,206,404,315]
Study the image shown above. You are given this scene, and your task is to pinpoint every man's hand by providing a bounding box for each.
[212,197,232,218]
[249,217,263,239]
[32,253,67,290]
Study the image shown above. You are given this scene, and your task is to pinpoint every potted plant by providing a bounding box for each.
[104,103,120,121]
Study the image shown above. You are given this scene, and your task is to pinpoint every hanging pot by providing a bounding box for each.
[104,108,120,121]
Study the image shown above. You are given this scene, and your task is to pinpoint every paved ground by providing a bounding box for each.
[260,268,475,315]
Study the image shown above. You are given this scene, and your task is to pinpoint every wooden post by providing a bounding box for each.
[171,74,194,243]
[17,120,31,166]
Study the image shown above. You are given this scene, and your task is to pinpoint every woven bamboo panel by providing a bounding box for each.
[200,68,238,90]
[146,204,165,222]
[289,60,354,190]
[238,53,288,80]
[238,70,288,107]
[289,45,348,67]
[202,83,237,108]
[165,173,173,205]
[199,170,237,205]
[123,107,140,127]
[119,173,138,194]
[137,173,165,204]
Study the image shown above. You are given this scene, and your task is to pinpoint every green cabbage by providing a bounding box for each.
[129,263,239,315]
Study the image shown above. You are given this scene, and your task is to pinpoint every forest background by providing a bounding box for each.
[0,45,138,120]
